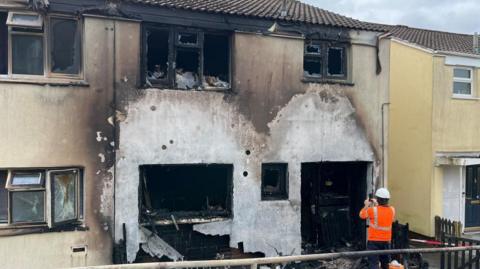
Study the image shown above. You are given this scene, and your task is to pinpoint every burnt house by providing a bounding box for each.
[0,0,391,267]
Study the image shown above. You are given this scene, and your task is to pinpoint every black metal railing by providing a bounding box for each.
[441,234,480,269]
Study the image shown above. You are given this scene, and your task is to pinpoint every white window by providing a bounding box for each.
[453,67,473,97]
[0,168,83,227]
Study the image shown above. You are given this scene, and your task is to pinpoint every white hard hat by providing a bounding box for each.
[375,188,390,199]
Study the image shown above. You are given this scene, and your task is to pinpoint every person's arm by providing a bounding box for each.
[359,199,370,219]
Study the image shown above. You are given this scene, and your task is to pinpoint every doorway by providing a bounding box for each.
[465,165,480,228]
[301,162,368,252]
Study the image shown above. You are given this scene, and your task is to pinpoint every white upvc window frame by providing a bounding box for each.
[453,66,474,98]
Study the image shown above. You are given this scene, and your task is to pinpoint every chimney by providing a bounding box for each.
[474,32,480,54]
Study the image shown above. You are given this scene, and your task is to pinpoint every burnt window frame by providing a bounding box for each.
[0,167,84,229]
[261,163,289,201]
[303,40,348,81]
[1,11,83,80]
[142,23,232,90]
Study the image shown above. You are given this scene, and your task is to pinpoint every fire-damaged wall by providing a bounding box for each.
[115,31,391,262]
[0,17,136,268]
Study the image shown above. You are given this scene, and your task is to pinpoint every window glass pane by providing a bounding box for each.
[52,171,77,223]
[0,171,7,223]
[11,172,42,185]
[0,13,7,75]
[12,34,43,75]
[11,191,45,223]
[178,32,197,45]
[305,44,321,55]
[50,18,80,74]
[8,13,43,28]
[304,57,322,77]
[328,47,344,75]
[454,68,471,79]
[454,81,472,95]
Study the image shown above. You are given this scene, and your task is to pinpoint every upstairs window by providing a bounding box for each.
[0,168,83,227]
[261,163,288,200]
[0,11,82,79]
[304,40,347,81]
[453,67,473,96]
[144,25,231,90]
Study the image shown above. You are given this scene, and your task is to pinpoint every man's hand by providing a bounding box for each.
[364,199,370,208]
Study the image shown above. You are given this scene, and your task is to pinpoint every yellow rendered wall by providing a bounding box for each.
[388,41,434,236]
[431,56,480,220]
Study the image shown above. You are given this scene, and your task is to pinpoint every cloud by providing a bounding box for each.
[301,0,480,34]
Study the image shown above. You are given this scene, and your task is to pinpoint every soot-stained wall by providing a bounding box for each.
[115,31,390,262]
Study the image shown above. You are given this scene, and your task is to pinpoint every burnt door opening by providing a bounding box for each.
[140,164,233,221]
[301,162,367,252]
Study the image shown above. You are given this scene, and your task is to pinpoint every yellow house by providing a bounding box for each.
[387,26,480,237]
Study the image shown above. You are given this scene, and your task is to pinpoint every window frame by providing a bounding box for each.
[142,24,232,90]
[48,168,81,226]
[2,11,83,80]
[303,40,348,81]
[0,167,84,228]
[453,66,474,98]
[6,170,46,225]
[261,163,289,201]
[6,11,43,29]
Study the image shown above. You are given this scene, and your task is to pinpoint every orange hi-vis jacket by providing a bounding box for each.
[359,205,395,242]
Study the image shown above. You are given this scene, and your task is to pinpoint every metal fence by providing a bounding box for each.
[441,235,480,269]
[71,245,480,269]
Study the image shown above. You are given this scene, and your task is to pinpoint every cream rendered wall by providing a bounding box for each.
[388,40,434,236]
[431,56,480,225]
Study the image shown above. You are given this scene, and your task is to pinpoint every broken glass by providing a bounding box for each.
[12,34,44,75]
[303,57,322,77]
[327,47,344,76]
[50,18,80,75]
[11,191,45,223]
[52,171,76,223]
[178,32,198,45]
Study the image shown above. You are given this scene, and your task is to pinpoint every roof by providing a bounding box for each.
[124,0,385,31]
[385,25,477,56]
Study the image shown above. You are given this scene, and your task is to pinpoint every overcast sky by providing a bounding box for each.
[301,0,480,34]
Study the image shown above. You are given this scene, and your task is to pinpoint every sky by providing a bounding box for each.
[301,0,480,34]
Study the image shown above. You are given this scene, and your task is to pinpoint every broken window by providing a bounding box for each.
[304,40,347,80]
[1,168,83,227]
[0,171,8,223]
[50,169,79,225]
[144,25,231,90]
[50,18,81,75]
[261,163,288,200]
[140,164,233,221]
[146,28,170,84]
[0,12,82,78]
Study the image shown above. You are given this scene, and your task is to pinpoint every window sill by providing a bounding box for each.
[0,223,88,237]
[0,77,89,87]
[145,85,232,92]
[301,77,354,86]
[452,95,480,101]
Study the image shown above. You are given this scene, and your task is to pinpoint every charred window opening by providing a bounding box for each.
[146,29,169,83]
[140,164,233,221]
[143,25,231,90]
[175,48,200,89]
[327,47,345,76]
[1,168,83,227]
[261,163,288,200]
[301,162,367,252]
[203,34,230,89]
[304,40,347,81]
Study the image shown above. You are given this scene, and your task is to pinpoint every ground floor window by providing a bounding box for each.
[0,168,83,227]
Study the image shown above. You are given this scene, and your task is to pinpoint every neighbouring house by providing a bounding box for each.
[386,26,480,237]
[0,0,392,268]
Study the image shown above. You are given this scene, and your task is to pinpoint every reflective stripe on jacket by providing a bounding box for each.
[359,205,395,242]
